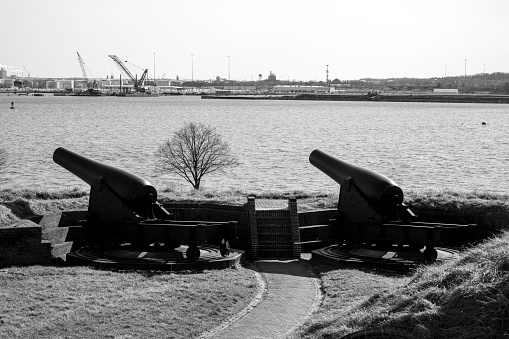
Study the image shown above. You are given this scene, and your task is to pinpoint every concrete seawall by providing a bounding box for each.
[202,93,509,104]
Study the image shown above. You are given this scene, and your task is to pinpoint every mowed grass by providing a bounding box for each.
[0,265,258,339]
[299,230,509,338]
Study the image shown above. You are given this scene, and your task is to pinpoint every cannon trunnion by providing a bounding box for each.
[309,149,476,262]
[53,147,236,261]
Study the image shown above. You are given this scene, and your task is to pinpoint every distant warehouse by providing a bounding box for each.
[433,88,459,95]
[273,85,329,93]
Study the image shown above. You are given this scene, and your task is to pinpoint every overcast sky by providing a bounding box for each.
[2,0,508,81]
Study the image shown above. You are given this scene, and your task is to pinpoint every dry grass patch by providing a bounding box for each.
[0,188,339,228]
[157,187,339,212]
[297,264,411,338]
[0,264,257,339]
[405,189,509,213]
[4,188,505,228]
[298,230,509,338]
[0,188,90,228]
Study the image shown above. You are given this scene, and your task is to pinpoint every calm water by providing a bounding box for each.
[1,94,508,196]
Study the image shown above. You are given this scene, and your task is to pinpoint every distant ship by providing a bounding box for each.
[74,88,102,96]
[116,91,159,97]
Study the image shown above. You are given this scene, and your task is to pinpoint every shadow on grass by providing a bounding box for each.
[245,256,412,280]
[309,257,412,279]
[1,199,36,219]
[251,259,317,278]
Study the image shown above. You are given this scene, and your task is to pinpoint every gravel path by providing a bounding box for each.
[200,259,321,339]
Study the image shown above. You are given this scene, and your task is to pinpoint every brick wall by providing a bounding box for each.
[163,198,301,259]
[247,197,258,259]
[6,199,503,267]
[256,208,293,258]
[0,220,52,267]
[288,198,301,258]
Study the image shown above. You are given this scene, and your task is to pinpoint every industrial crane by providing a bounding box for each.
[108,55,148,92]
[77,52,87,79]
[76,52,98,90]
[23,66,30,77]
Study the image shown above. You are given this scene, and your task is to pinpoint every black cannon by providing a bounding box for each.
[309,149,476,262]
[53,147,236,261]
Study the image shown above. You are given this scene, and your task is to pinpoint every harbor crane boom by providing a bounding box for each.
[76,52,99,90]
[23,66,30,77]
[108,55,148,92]
[77,52,87,79]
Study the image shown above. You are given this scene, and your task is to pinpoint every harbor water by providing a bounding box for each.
[1,95,508,195]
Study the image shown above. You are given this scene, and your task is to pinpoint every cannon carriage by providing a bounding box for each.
[53,147,236,261]
[309,149,476,262]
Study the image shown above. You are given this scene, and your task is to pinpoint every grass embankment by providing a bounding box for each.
[405,189,509,215]
[0,187,339,228]
[2,187,508,228]
[0,188,90,227]
[0,265,258,339]
[300,231,509,338]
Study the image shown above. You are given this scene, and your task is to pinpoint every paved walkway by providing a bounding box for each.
[201,259,321,339]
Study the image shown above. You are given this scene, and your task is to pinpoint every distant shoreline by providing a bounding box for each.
[202,93,509,104]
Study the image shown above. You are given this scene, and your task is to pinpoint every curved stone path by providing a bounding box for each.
[199,259,321,339]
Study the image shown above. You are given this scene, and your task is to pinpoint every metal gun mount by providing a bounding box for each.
[309,149,476,262]
[53,147,236,261]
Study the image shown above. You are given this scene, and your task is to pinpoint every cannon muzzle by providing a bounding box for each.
[53,147,157,215]
[309,149,403,215]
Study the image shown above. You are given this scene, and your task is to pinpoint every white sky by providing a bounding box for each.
[2,0,508,81]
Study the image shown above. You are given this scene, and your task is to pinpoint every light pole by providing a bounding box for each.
[445,64,447,77]
[464,59,467,91]
[153,52,156,92]
[191,54,194,85]
[326,64,330,93]
[228,56,230,84]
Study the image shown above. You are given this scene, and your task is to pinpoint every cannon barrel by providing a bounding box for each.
[309,149,403,211]
[53,147,157,214]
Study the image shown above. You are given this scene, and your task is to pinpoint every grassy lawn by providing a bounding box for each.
[0,264,258,339]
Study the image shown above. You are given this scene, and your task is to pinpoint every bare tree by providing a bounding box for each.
[155,122,239,189]
[0,148,7,173]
